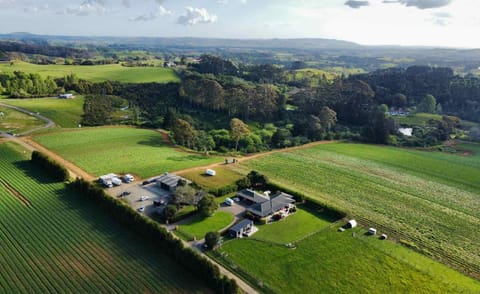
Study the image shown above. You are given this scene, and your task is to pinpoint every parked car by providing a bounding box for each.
[138,206,145,212]
[224,198,234,206]
[118,191,131,197]
[233,197,240,202]
[123,174,134,183]
[140,196,149,201]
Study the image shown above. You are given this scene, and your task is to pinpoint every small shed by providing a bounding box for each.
[229,219,254,238]
[346,219,357,229]
[206,169,216,176]
[368,228,377,235]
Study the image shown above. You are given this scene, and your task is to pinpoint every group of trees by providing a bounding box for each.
[0,71,57,97]
[30,151,69,182]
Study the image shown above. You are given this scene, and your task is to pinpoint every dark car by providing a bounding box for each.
[118,191,131,197]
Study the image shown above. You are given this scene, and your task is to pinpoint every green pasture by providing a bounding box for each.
[238,142,480,277]
[0,61,180,83]
[0,106,44,134]
[1,97,84,128]
[393,112,443,126]
[33,127,222,178]
[179,166,244,189]
[220,225,480,293]
[176,211,234,241]
[0,143,208,293]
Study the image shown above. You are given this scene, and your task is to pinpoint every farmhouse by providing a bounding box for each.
[229,219,255,238]
[156,172,189,192]
[237,189,296,220]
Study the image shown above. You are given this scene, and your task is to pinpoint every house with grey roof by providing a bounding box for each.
[237,189,296,220]
[229,219,254,238]
[237,189,269,204]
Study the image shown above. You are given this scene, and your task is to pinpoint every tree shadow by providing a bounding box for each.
[166,155,208,162]
[13,160,59,184]
[137,135,167,148]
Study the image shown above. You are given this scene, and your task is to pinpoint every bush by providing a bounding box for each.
[68,179,239,294]
[31,151,69,182]
[198,195,218,217]
[164,205,178,222]
[209,184,238,197]
[205,231,220,250]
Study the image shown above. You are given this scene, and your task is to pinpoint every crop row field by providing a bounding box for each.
[238,142,480,278]
[1,97,85,128]
[33,127,222,178]
[0,142,208,293]
[0,61,180,83]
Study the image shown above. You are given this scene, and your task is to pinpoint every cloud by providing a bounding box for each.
[345,0,370,9]
[0,0,15,8]
[129,5,172,21]
[216,0,229,4]
[430,11,452,25]
[24,3,49,13]
[177,7,217,25]
[62,0,108,16]
[382,0,453,9]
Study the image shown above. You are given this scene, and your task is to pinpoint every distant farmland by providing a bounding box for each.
[0,142,208,293]
[0,61,180,83]
[239,142,480,279]
[33,127,222,178]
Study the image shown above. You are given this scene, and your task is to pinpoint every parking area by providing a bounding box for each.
[107,181,171,216]
[219,199,248,218]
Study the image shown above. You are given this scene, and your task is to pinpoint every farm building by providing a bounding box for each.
[155,172,190,192]
[58,93,74,99]
[229,219,255,238]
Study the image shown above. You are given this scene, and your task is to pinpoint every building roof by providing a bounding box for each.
[237,189,269,203]
[156,173,181,188]
[247,192,295,218]
[229,219,253,233]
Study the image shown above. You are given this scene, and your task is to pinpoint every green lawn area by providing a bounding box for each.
[179,166,244,189]
[1,97,84,128]
[220,226,480,293]
[176,211,234,241]
[0,61,180,83]
[0,142,209,293]
[393,112,442,126]
[33,127,222,178]
[237,142,480,277]
[253,206,333,244]
[0,106,44,134]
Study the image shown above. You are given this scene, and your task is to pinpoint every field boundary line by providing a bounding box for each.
[0,177,31,206]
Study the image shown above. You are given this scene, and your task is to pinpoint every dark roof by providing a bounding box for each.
[155,173,186,188]
[237,189,269,203]
[247,192,295,218]
[229,219,253,233]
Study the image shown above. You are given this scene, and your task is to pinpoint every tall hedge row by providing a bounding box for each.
[68,178,239,294]
[31,151,69,182]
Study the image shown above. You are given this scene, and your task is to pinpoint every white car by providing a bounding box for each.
[233,197,240,202]
[140,196,149,201]
[138,206,145,212]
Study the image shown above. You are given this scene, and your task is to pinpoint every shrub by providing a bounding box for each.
[205,231,220,250]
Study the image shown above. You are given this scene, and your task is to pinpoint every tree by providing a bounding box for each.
[197,195,218,217]
[417,94,436,113]
[318,106,337,132]
[164,204,178,222]
[173,185,197,205]
[204,231,220,250]
[247,171,268,188]
[194,130,215,154]
[174,119,196,148]
[392,93,407,109]
[230,118,250,151]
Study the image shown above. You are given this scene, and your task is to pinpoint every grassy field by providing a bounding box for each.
[1,97,84,128]
[0,142,208,293]
[176,211,234,241]
[179,166,244,189]
[0,61,180,83]
[392,112,442,126]
[220,225,480,293]
[33,127,222,178]
[252,206,333,244]
[0,106,44,134]
[237,142,480,278]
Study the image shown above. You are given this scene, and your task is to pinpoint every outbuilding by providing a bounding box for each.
[206,169,216,176]
[346,219,357,229]
[229,219,254,238]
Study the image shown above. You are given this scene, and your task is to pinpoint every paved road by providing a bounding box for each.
[0,102,55,136]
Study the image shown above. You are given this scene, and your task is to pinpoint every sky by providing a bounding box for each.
[0,0,479,48]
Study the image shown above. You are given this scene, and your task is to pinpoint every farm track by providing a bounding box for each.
[354,215,480,279]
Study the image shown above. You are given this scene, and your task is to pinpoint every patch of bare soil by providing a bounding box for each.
[0,178,31,206]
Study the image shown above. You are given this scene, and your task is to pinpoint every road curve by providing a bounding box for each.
[0,101,55,136]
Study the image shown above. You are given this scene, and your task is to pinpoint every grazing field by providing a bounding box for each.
[0,61,180,83]
[176,211,234,241]
[392,112,442,126]
[179,166,245,189]
[1,97,84,128]
[33,127,222,178]
[0,106,44,134]
[0,143,208,293]
[219,225,480,293]
[239,143,480,278]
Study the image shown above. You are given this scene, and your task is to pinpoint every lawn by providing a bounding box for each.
[33,127,222,178]
[176,211,234,241]
[220,226,480,293]
[0,142,209,293]
[1,97,84,128]
[0,61,180,83]
[179,165,245,189]
[392,112,442,126]
[0,106,44,134]
[252,206,333,244]
[238,142,480,278]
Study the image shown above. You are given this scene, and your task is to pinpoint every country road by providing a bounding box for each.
[0,102,55,135]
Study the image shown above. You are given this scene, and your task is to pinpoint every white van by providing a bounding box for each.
[111,177,122,186]
[224,198,234,206]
